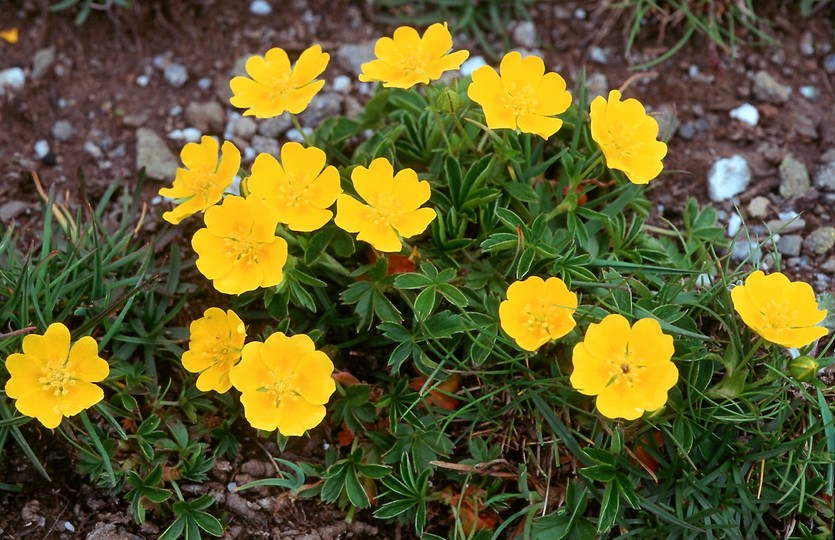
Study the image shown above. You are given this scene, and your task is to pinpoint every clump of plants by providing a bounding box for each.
[1,20,834,540]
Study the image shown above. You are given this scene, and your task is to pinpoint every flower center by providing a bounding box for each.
[760,300,797,330]
[398,49,430,74]
[501,82,539,118]
[606,349,645,388]
[39,365,75,396]
[277,172,312,208]
[188,171,217,199]
[370,193,402,223]
[522,300,565,337]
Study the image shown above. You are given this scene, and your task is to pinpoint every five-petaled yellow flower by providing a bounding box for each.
[5,323,109,429]
[571,314,678,420]
[359,23,469,89]
[159,136,242,225]
[467,51,572,139]
[590,89,668,185]
[334,158,436,252]
[192,195,288,295]
[181,308,246,393]
[499,276,578,351]
[731,271,828,349]
[230,332,336,436]
[247,143,341,232]
[230,45,329,118]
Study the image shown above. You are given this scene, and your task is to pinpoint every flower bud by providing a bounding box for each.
[788,355,819,382]
[436,88,462,114]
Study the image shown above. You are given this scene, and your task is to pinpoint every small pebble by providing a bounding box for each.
[83,141,103,159]
[64,521,75,533]
[197,77,212,90]
[708,155,750,202]
[747,196,770,219]
[168,129,184,141]
[777,235,803,257]
[51,120,73,142]
[799,31,815,56]
[729,103,759,126]
[285,127,312,143]
[249,0,272,15]
[182,127,202,143]
[332,75,351,93]
[0,67,26,94]
[164,63,188,88]
[243,146,257,162]
[799,85,819,101]
[695,273,712,288]
[233,116,258,139]
[588,46,608,64]
[574,8,586,19]
[823,54,835,74]
[34,139,49,159]
[727,213,743,237]
[135,74,150,87]
[460,56,487,77]
[169,105,183,117]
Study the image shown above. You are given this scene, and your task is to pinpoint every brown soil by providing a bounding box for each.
[0,0,833,537]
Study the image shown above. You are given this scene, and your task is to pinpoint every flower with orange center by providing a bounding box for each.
[590,89,668,185]
[570,314,678,420]
[181,308,246,393]
[334,158,436,253]
[359,23,469,89]
[158,136,241,225]
[730,270,828,348]
[467,51,572,139]
[499,276,578,351]
[5,323,109,429]
[229,332,336,436]
[247,142,341,232]
[192,195,288,295]
[230,45,329,118]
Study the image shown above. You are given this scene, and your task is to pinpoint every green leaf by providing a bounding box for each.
[580,464,617,482]
[394,273,434,290]
[413,287,437,321]
[344,465,371,508]
[597,481,620,533]
[504,181,539,203]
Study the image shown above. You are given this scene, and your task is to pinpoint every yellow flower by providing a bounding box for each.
[359,22,469,89]
[730,271,828,348]
[247,142,341,232]
[334,158,436,252]
[590,90,668,185]
[499,276,578,351]
[1,28,19,44]
[159,136,242,225]
[571,315,678,421]
[230,45,329,118]
[229,332,336,436]
[181,308,246,393]
[467,51,572,139]
[5,323,109,429]
[192,195,288,295]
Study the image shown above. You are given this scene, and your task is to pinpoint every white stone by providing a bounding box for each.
[34,139,49,159]
[727,213,743,237]
[168,129,185,141]
[460,56,487,77]
[225,175,243,195]
[729,103,759,126]
[695,273,712,288]
[286,127,312,143]
[243,147,256,163]
[135,74,150,87]
[708,155,751,202]
[332,75,351,93]
[0,67,25,94]
[249,0,271,15]
[182,127,202,143]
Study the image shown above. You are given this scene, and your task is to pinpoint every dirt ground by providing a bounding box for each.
[0,0,833,537]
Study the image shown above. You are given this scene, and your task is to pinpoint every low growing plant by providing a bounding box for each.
[1,18,833,540]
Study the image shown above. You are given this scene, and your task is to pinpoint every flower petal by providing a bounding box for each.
[276,394,326,437]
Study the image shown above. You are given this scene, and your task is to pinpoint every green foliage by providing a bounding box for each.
[49,0,133,25]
